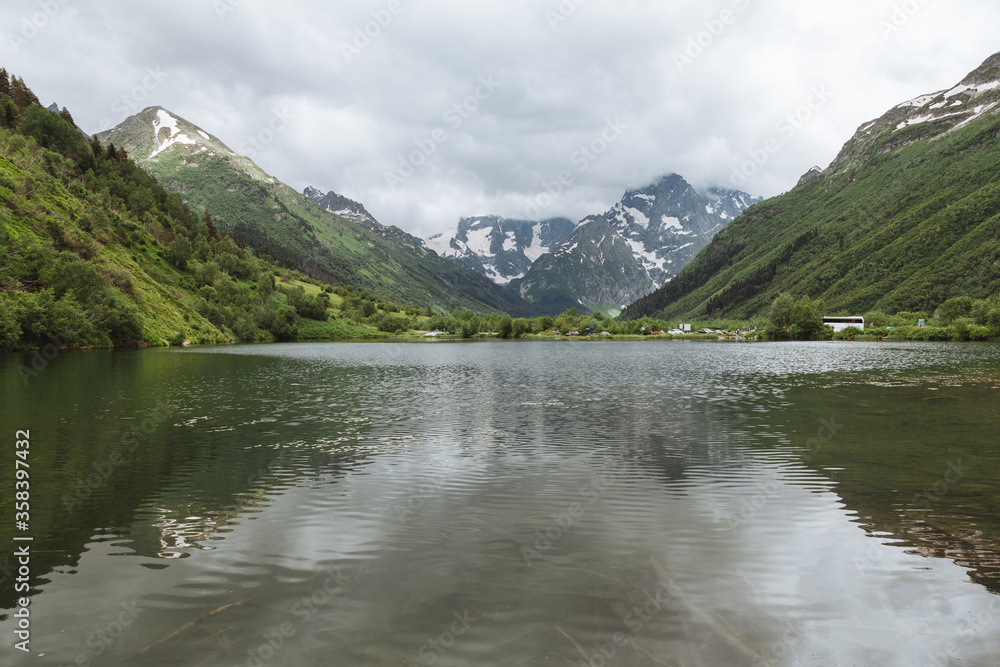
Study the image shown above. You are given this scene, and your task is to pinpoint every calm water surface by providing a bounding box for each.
[1,340,1000,666]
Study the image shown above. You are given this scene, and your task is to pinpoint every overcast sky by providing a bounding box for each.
[4,1,999,239]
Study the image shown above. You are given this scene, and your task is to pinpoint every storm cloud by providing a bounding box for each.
[4,0,998,239]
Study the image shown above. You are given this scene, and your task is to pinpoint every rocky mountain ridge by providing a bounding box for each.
[424,216,576,285]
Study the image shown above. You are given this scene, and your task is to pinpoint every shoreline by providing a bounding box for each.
[8,332,1000,355]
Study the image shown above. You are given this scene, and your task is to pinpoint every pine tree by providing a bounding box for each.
[59,107,75,127]
[0,97,16,130]
[180,202,192,229]
[11,76,40,112]
[203,210,219,239]
[0,68,11,97]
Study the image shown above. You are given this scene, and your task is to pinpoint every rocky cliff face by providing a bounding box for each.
[603,174,762,287]
[424,215,576,285]
[507,174,761,315]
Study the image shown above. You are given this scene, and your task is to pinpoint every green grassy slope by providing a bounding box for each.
[625,95,1000,320]
[0,74,414,352]
[98,108,538,317]
[0,127,228,350]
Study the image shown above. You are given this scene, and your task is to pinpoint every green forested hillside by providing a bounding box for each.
[96,107,538,317]
[625,59,1000,321]
[0,71,402,353]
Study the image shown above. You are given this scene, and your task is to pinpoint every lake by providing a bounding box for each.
[2,340,1000,666]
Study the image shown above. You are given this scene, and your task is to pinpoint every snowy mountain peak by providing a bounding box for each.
[149,108,199,158]
[826,51,1000,175]
[94,106,277,183]
[603,174,761,287]
[509,174,761,315]
[425,216,576,285]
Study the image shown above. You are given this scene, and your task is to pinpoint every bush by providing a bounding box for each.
[788,296,827,340]
[835,326,863,340]
[952,320,970,341]
[938,296,975,322]
[100,297,144,347]
[511,318,530,338]
[0,293,22,351]
[299,294,330,321]
[265,304,298,341]
[967,325,992,341]
[862,310,890,328]
[906,326,953,341]
[460,319,478,338]
[971,298,1000,333]
[889,311,928,327]
[374,313,410,333]
[497,313,513,338]
[769,292,795,331]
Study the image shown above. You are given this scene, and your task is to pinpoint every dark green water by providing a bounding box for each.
[1,340,999,666]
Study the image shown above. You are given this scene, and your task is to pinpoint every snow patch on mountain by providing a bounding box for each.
[898,94,938,109]
[625,207,649,229]
[662,216,682,231]
[523,224,548,263]
[425,216,577,285]
[423,234,462,258]
[624,238,666,274]
[150,109,197,159]
[304,187,420,247]
[502,232,517,252]
[466,227,495,257]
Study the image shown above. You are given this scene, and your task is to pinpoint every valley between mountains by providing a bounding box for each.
[4,51,1000,350]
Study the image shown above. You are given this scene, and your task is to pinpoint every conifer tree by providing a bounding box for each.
[180,202,193,229]
[11,76,40,112]
[0,97,16,129]
[203,210,219,239]
[0,68,11,97]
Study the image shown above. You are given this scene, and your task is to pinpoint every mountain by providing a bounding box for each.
[46,102,90,138]
[423,216,576,285]
[507,216,653,314]
[1,76,383,352]
[95,107,537,316]
[623,52,1000,321]
[605,174,761,286]
[303,186,419,247]
[509,174,760,315]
